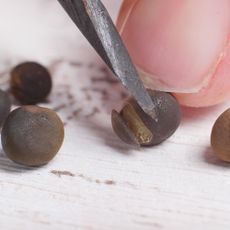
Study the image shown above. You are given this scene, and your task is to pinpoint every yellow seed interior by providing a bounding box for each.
[121,103,153,144]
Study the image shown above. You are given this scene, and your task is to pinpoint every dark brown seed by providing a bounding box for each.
[0,89,11,126]
[1,106,64,166]
[112,90,181,146]
[211,108,230,162]
[10,62,52,104]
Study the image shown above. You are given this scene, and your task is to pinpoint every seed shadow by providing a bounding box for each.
[79,116,136,155]
[202,146,230,168]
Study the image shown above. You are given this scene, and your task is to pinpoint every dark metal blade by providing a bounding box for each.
[57,0,158,119]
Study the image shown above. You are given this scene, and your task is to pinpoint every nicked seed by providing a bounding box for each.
[1,106,64,166]
[10,62,52,104]
[112,90,181,146]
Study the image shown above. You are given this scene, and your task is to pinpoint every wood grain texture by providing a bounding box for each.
[0,1,230,230]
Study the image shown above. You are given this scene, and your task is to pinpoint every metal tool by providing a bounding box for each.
[57,0,158,120]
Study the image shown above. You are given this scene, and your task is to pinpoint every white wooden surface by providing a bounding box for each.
[0,1,230,230]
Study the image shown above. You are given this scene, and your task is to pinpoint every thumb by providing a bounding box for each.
[117,0,230,107]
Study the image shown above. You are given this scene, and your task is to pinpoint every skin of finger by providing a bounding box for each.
[117,0,230,107]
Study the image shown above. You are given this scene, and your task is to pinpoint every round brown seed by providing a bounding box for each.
[1,106,64,166]
[211,108,230,162]
[112,90,181,146]
[10,62,52,104]
[0,89,11,126]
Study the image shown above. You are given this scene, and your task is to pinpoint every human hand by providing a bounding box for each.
[117,0,230,107]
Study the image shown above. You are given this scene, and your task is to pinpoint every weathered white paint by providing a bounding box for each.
[0,1,229,230]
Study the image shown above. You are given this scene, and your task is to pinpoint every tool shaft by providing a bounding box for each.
[58,0,158,119]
